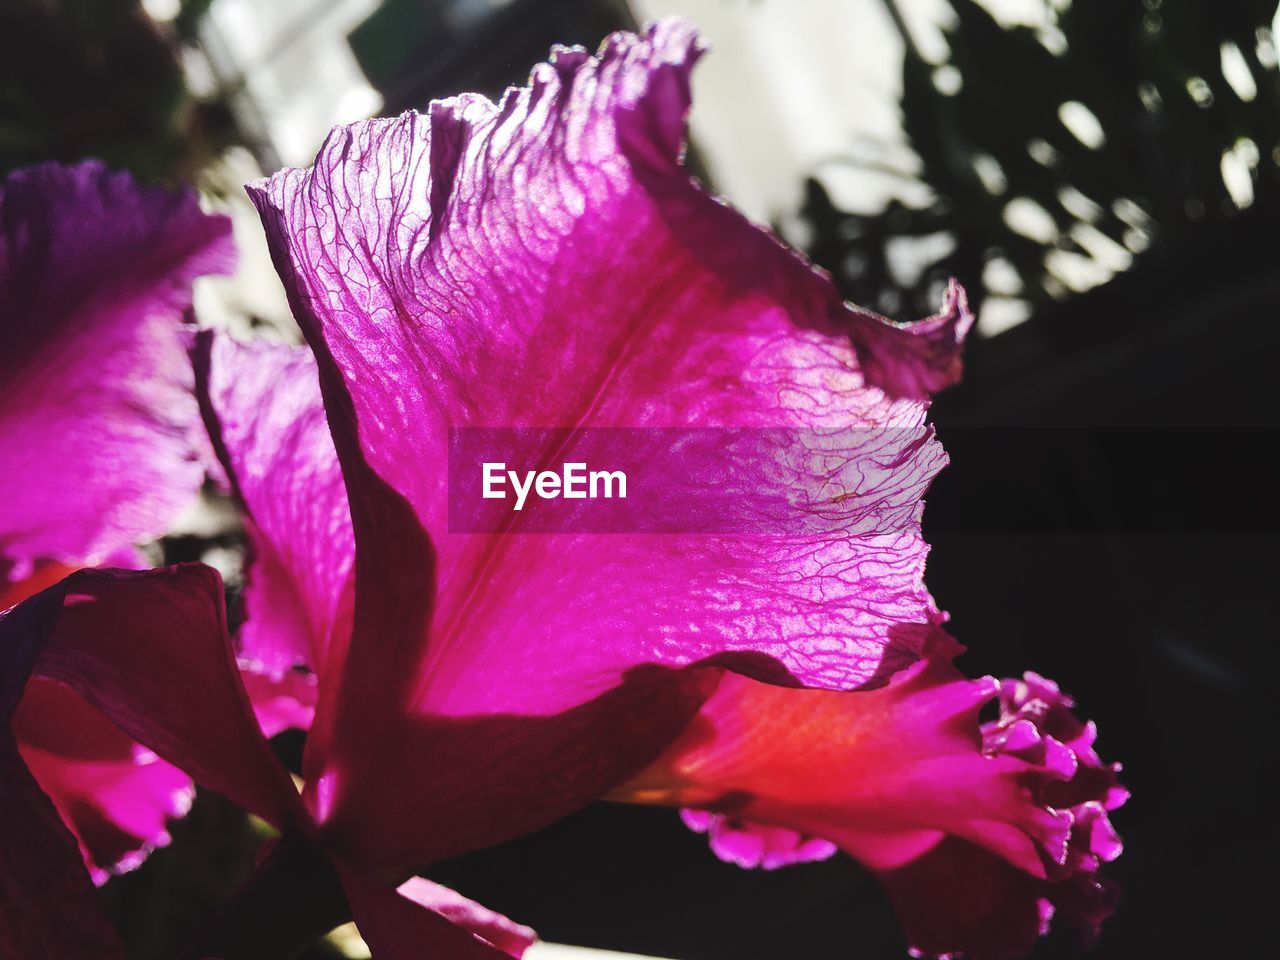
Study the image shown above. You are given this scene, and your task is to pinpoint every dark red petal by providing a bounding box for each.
[1,566,306,954]
[1,567,301,824]
[879,836,1049,960]
[0,735,126,957]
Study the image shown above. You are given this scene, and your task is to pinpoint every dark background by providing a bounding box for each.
[4,1,1277,958]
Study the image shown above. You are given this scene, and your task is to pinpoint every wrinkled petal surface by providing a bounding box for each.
[0,566,302,948]
[247,20,970,865]
[0,161,233,573]
[619,630,1125,960]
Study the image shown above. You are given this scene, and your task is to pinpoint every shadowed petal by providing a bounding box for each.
[13,678,194,885]
[197,333,354,680]
[397,877,537,957]
[0,566,305,956]
[197,837,536,959]
[1,567,300,833]
[3,563,194,887]
[338,862,515,960]
[0,733,127,957]
[246,20,969,865]
[878,834,1120,960]
[0,161,233,573]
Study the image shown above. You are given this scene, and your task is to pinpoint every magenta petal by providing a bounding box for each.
[0,159,229,897]
[336,862,514,960]
[239,663,318,738]
[247,21,969,863]
[397,877,537,957]
[847,280,973,401]
[0,161,233,572]
[197,333,354,679]
[248,18,966,697]
[13,677,194,885]
[679,808,837,870]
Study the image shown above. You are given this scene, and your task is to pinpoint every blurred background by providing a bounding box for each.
[3,1,1277,958]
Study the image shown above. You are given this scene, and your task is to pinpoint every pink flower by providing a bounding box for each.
[0,21,1113,960]
[239,21,969,886]
[617,629,1126,959]
[194,17,968,950]
[0,161,233,884]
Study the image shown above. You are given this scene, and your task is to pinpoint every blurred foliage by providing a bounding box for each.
[0,0,236,182]
[802,0,1280,321]
[352,0,636,114]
